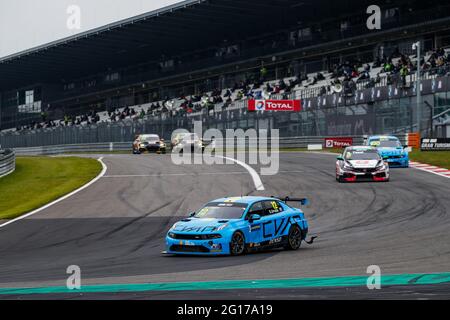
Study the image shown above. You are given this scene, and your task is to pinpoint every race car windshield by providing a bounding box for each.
[345,150,381,160]
[193,202,247,219]
[370,139,401,148]
[141,135,160,142]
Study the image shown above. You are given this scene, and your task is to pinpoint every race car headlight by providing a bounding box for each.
[203,234,222,239]
[375,160,386,170]
[168,232,176,238]
[216,224,228,231]
[343,162,354,170]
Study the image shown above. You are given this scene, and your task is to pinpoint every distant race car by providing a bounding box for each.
[366,135,409,168]
[171,132,205,154]
[164,196,315,256]
[133,134,167,154]
[336,146,390,182]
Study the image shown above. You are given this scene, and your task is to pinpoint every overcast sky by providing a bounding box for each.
[0,0,182,58]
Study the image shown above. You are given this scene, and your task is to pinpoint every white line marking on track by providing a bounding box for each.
[410,162,450,179]
[103,171,248,178]
[103,170,304,179]
[431,169,449,172]
[214,155,265,191]
[0,157,108,229]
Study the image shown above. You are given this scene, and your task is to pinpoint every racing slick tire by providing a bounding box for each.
[336,175,344,183]
[229,231,246,256]
[284,225,302,250]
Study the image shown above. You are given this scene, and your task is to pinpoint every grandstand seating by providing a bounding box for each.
[6,47,450,133]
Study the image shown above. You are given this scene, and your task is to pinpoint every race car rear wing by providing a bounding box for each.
[273,196,309,206]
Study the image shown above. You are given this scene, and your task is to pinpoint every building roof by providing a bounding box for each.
[0,0,370,90]
[0,0,320,90]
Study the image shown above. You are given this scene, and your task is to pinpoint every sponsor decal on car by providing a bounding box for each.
[269,237,283,245]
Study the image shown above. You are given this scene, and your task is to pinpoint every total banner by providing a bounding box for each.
[248,100,302,112]
[421,138,450,151]
[324,137,354,148]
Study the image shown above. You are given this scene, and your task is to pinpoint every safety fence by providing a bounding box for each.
[0,149,15,178]
[13,142,131,156]
[10,135,408,156]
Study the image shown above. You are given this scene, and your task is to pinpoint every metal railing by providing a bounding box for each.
[0,149,15,178]
[13,142,131,156]
[10,135,408,156]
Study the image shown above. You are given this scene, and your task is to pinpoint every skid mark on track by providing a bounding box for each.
[99,200,174,240]
[127,176,203,254]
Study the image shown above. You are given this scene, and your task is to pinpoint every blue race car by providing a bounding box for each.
[165,196,315,256]
[366,135,410,168]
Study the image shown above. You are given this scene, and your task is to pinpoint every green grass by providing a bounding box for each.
[409,150,450,169]
[0,157,102,220]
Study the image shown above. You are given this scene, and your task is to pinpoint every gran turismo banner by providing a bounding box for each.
[248,100,302,112]
[421,138,450,151]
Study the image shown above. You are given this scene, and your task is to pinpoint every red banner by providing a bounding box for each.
[248,100,302,112]
[324,137,354,148]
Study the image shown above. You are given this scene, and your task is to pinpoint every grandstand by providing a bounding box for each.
[1,0,450,148]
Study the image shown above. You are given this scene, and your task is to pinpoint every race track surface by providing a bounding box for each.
[0,152,449,299]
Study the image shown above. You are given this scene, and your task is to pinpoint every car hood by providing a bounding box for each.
[171,218,232,233]
[348,160,380,168]
[377,147,404,156]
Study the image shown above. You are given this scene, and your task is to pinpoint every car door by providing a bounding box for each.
[262,201,288,244]
[245,201,266,246]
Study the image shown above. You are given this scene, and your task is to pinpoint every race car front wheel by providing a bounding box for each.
[230,231,246,256]
[285,225,302,250]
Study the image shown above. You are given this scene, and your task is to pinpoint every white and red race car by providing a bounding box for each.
[336,146,390,183]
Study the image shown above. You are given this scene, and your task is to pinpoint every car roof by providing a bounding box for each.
[345,146,377,151]
[140,134,159,138]
[210,196,280,205]
[368,135,399,140]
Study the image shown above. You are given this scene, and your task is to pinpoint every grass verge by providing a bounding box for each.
[0,157,102,220]
[409,150,450,169]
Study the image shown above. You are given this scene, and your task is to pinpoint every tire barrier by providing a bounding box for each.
[0,149,15,178]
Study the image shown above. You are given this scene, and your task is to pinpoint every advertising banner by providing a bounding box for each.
[421,138,450,151]
[248,100,302,112]
[324,137,354,148]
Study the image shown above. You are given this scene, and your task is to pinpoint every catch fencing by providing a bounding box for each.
[9,135,408,156]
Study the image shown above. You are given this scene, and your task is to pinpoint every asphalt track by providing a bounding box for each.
[0,152,449,299]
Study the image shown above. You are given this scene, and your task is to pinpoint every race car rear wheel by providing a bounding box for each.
[285,225,302,250]
[230,231,246,256]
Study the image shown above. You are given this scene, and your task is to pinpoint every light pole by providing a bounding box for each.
[413,41,422,135]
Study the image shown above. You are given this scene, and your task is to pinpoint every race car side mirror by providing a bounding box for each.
[337,156,344,161]
[188,212,196,217]
[249,214,261,222]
